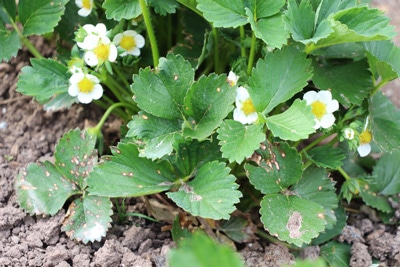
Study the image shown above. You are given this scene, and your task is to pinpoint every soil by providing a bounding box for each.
[1,2,400,266]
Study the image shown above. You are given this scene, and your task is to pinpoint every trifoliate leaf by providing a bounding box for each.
[266,99,315,141]
[372,151,400,195]
[167,161,242,220]
[148,0,178,15]
[183,73,236,140]
[307,145,346,169]
[312,58,372,106]
[196,0,248,28]
[370,92,400,153]
[320,241,351,267]
[217,120,265,164]
[248,45,313,114]
[168,231,244,267]
[87,143,176,197]
[16,161,80,215]
[18,0,68,36]
[260,194,326,247]
[0,29,20,61]
[62,195,112,244]
[246,142,303,194]
[102,0,141,20]
[16,58,70,104]
[131,54,194,120]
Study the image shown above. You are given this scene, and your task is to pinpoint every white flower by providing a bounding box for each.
[77,23,108,50]
[303,90,339,129]
[113,30,145,57]
[233,86,258,124]
[343,128,355,140]
[227,71,239,87]
[75,0,94,17]
[83,37,118,67]
[357,129,372,157]
[68,72,103,104]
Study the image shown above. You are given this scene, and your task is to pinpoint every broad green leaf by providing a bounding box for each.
[54,129,98,188]
[102,0,141,20]
[254,0,285,18]
[217,120,265,164]
[315,0,357,25]
[0,0,16,22]
[284,0,315,41]
[307,145,346,169]
[320,241,351,267]
[87,143,175,197]
[183,73,236,140]
[246,142,303,193]
[16,161,79,216]
[218,215,255,243]
[17,58,70,103]
[372,151,400,195]
[0,29,20,61]
[358,180,392,213]
[312,205,347,245]
[196,0,247,28]
[366,52,398,84]
[18,0,68,36]
[43,92,78,111]
[363,40,400,79]
[266,99,315,141]
[312,58,372,106]
[167,161,242,220]
[168,231,244,267]
[127,112,183,159]
[370,92,400,153]
[131,54,194,120]
[148,0,178,15]
[62,196,112,244]
[292,167,338,229]
[248,46,313,114]
[260,194,326,247]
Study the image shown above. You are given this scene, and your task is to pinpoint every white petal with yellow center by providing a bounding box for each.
[68,73,103,104]
[303,90,339,129]
[227,71,239,87]
[75,0,93,17]
[233,86,258,124]
[113,30,145,57]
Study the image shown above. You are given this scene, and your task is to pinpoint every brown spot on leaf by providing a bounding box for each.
[286,211,303,239]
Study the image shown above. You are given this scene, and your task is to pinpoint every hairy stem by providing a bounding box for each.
[139,0,159,67]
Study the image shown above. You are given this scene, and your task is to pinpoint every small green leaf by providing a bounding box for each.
[248,46,313,114]
[260,194,326,247]
[87,142,175,197]
[320,241,351,267]
[362,40,400,77]
[18,0,68,36]
[315,0,357,25]
[307,145,346,169]
[218,215,255,243]
[43,92,78,111]
[62,196,112,244]
[168,231,244,267]
[16,58,70,104]
[312,205,347,245]
[183,73,236,140]
[284,0,316,41]
[0,0,17,21]
[0,29,20,61]
[196,0,247,28]
[217,120,265,163]
[370,92,400,153]
[372,151,400,195]
[148,0,178,15]
[266,99,315,141]
[246,142,303,194]
[359,181,392,213]
[102,0,141,20]
[167,161,242,220]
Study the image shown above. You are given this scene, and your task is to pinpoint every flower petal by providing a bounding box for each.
[78,8,91,17]
[320,113,336,129]
[108,44,118,62]
[84,51,98,66]
[357,143,371,157]
[236,86,250,101]
[78,93,93,104]
[91,84,103,100]
[134,34,145,48]
[326,99,339,113]
[68,85,79,97]
[318,90,333,102]
[303,91,318,104]
[69,72,84,84]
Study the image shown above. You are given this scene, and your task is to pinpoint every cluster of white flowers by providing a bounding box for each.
[342,119,373,157]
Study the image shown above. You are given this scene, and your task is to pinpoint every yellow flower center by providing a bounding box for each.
[94,43,110,61]
[241,98,256,115]
[78,77,94,93]
[82,0,92,9]
[311,100,326,119]
[120,35,136,51]
[359,130,372,144]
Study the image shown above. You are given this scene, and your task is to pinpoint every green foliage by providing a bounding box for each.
[306,145,346,169]
[102,0,141,20]
[320,241,351,267]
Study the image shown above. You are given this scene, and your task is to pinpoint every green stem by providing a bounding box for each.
[301,133,328,153]
[139,0,159,67]
[239,25,246,58]
[337,166,351,181]
[371,79,388,95]
[247,32,257,75]
[112,64,130,89]
[212,27,221,73]
[93,102,132,132]
[10,19,42,59]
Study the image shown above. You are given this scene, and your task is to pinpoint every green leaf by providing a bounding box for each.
[196,0,247,28]
[18,0,68,36]
[168,231,244,267]
[248,45,313,114]
[359,181,392,213]
[148,0,178,15]
[320,241,351,267]
[372,151,400,195]
[254,0,285,18]
[362,40,400,77]
[131,54,194,120]
[43,92,78,111]
[284,0,316,41]
[218,215,255,243]
[102,0,141,20]
[266,99,315,141]
[62,196,112,244]
[167,161,242,220]
[315,0,357,25]
[312,58,372,106]
[0,29,20,61]
[16,161,79,215]
[370,92,400,153]
[245,142,303,194]
[217,120,265,164]
[127,112,183,159]
[260,194,326,247]
[307,145,346,169]
[292,167,338,229]
[183,73,236,140]
[16,58,70,104]
[0,0,16,22]
[312,205,347,245]
[87,143,176,197]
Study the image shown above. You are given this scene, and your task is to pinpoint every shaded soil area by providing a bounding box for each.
[1,2,400,266]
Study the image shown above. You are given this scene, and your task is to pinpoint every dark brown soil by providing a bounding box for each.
[1,2,400,266]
